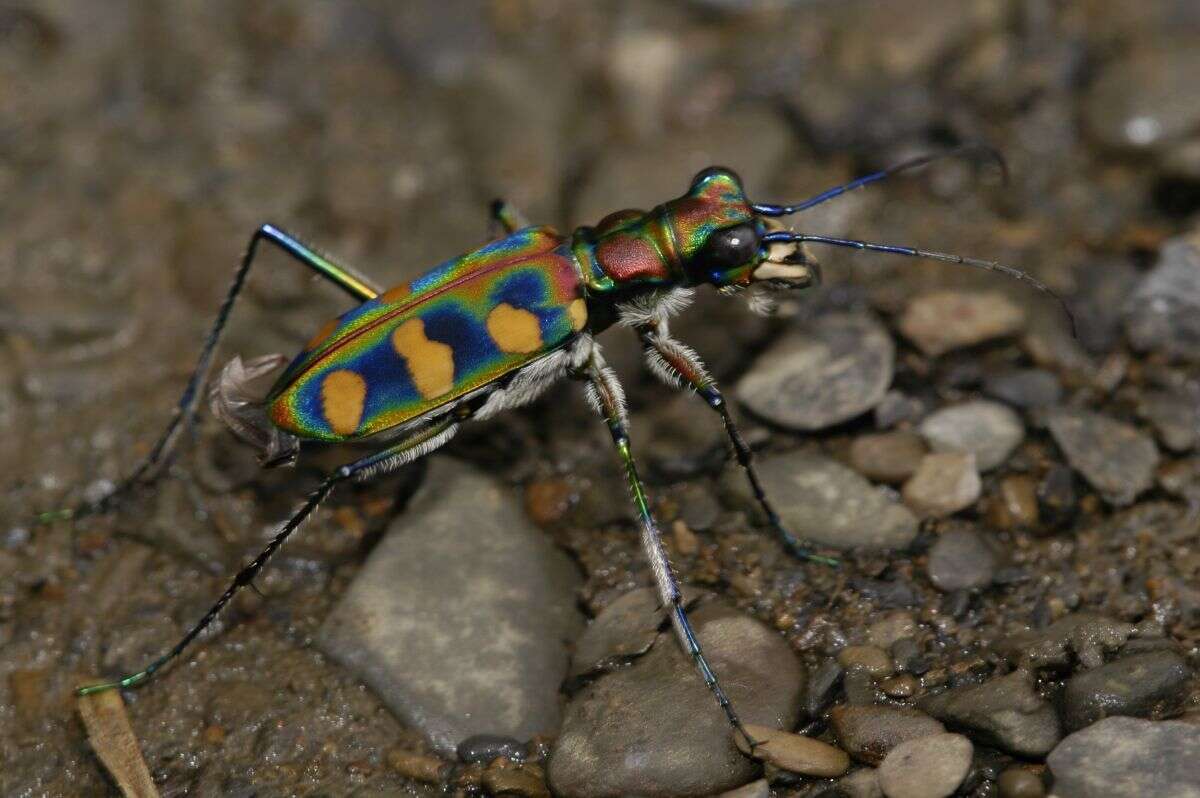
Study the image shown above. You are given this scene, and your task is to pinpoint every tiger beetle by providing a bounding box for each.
[46,145,1068,753]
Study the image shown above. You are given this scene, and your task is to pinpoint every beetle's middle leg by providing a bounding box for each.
[636,321,837,566]
[576,357,760,751]
[76,412,463,695]
[38,224,384,524]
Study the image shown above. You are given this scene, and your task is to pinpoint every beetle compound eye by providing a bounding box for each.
[697,224,760,271]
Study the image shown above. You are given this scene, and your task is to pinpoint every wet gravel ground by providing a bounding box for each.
[3,1,1200,796]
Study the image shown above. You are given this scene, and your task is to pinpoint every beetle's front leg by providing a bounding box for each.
[574,357,760,752]
[636,321,837,566]
[37,224,383,525]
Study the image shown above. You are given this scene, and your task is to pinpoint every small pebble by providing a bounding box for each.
[902,452,981,518]
[734,724,850,778]
[880,674,918,699]
[867,612,918,650]
[1137,389,1199,452]
[898,290,1025,357]
[983,368,1062,408]
[919,400,1025,471]
[739,451,918,551]
[1124,235,1200,360]
[457,734,526,764]
[839,767,884,798]
[806,658,845,718]
[891,638,927,675]
[839,645,896,677]
[991,475,1039,529]
[997,766,1045,798]
[829,705,945,765]
[926,527,998,592]
[1048,717,1200,797]
[918,669,1061,757]
[386,749,445,783]
[1047,407,1160,506]
[877,733,973,798]
[850,431,927,484]
[736,312,894,431]
[1061,650,1192,731]
[671,519,699,556]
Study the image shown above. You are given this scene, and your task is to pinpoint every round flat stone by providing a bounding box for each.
[548,589,805,797]
[878,733,973,798]
[902,452,982,518]
[1047,717,1200,798]
[1046,408,1160,506]
[898,290,1025,357]
[316,460,584,756]
[738,450,918,551]
[919,400,1025,471]
[734,723,850,778]
[736,312,894,431]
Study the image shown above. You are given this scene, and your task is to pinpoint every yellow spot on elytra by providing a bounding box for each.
[568,298,588,332]
[381,283,411,304]
[305,317,341,350]
[392,319,455,399]
[486,303,542,354]
[321,369,367,435]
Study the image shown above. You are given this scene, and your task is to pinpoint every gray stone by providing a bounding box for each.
[840,768,884,798]
[548,589,805,797]
[1046,408,1160,506]
[850,431,927,485]
[926,527,998,592]
[1137,389,1199,452]
[902,453,982,518]
[1047,717,1200,798]
[898,291,1025,357]
[919,401,1025,471]
[877,733,972,798]
[983,368,1063,409]
[735,450,918,551]
[736,313,894,431]
[1061,650,1192,732]
[1085,39,1200,151]
[317,460,583,756]
[829,704,946,765]
[918,669,1061,757]
[998,613,1133,670]
[1124,235,1200,361]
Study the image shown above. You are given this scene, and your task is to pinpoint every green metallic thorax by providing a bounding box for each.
[570,170,757,294]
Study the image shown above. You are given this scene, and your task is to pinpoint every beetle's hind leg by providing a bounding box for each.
[37,224,383,525]
[636,322,837,566]
[76,413,461,695]
[575,356,761,753]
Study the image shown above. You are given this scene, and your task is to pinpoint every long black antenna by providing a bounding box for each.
[760,231,1076,337]
[751,143,1008,217]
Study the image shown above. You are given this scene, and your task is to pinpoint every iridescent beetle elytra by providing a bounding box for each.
[48,146,1069,751]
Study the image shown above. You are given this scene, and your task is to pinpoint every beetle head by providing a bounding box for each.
[679,167,820,291]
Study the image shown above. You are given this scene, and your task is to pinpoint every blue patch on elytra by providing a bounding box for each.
[422,304,499,382]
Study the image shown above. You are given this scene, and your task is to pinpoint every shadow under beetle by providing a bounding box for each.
[48,146,1068,752]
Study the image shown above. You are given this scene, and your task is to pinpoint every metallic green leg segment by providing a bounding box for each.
[76,416,459,696]
[579,362,760,753]
[37,224,381,526]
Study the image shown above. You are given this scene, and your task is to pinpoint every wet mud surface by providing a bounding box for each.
[2,1,1199,796]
